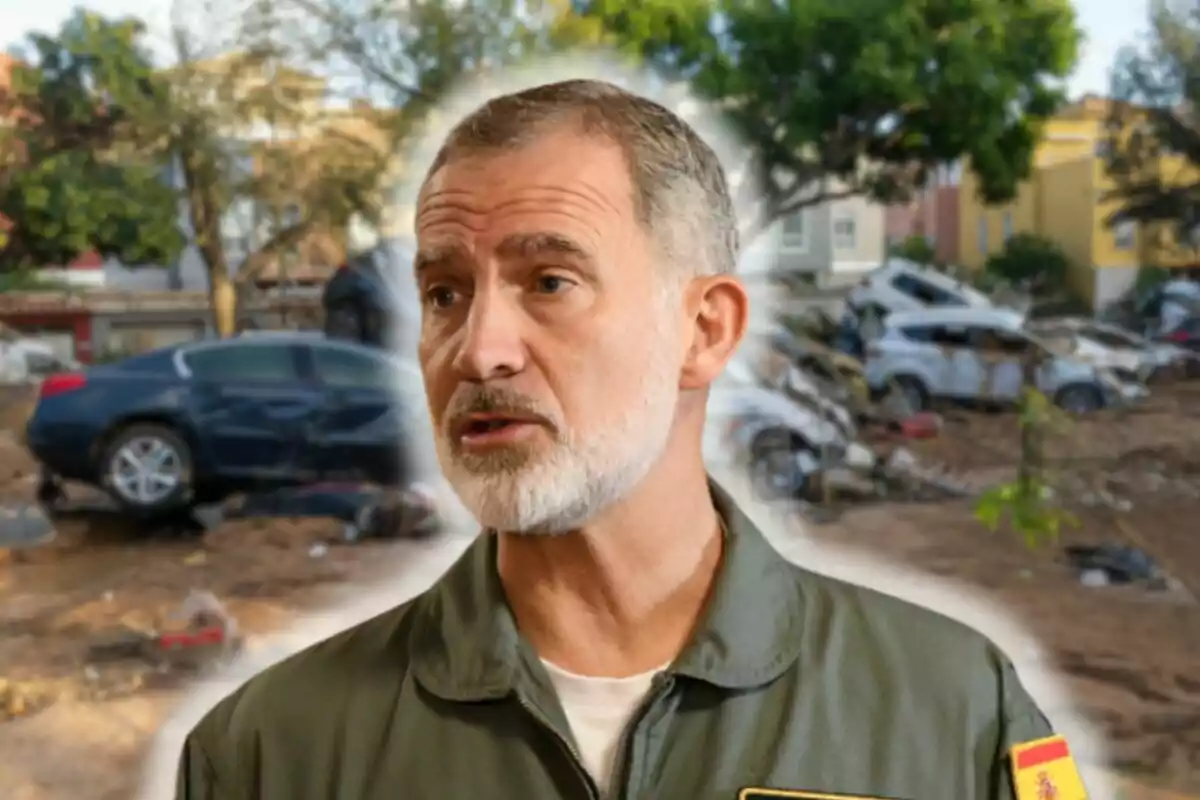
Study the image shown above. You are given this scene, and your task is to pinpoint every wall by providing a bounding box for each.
[959,175,1042,270]
[773,203,832,276]
[1039,157,1101,304]
[884,201,920,244]
[828,193,884,275]
[932,185,960,265]
[89,307,315,358]
[0,311,93,362]
[884,184,960,266]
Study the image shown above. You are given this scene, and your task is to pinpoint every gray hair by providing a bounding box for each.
[421,79,739,277]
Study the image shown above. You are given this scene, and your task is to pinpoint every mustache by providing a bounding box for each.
[444,385,558,431]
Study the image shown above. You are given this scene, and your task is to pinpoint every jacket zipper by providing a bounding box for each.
[516,693,602,800]
[611,673,675,800]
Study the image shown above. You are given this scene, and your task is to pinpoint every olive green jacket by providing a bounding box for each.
[176,484,1055,800]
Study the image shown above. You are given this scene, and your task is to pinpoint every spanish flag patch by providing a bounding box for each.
[1010,734,1088,799]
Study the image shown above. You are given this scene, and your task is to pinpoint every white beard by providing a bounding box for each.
[434,310,681,534]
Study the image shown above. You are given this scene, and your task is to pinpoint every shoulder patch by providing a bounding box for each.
[1009,734,1088,799]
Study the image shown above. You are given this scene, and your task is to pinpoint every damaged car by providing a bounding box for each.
[25,333,426,517]
[865,307,1148,414]
[705,359,872,500]
[1027,317,1191,383]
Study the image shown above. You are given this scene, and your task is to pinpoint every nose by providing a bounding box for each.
[452,286,527,381]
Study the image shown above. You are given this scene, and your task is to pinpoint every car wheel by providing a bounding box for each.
[1053,383,1104,414]
[101,423,194,514]
[890,375,929,413]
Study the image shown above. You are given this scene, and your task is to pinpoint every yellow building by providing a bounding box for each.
[957,95,1198,309]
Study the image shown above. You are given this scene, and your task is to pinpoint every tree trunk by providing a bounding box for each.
[208,261,238,337]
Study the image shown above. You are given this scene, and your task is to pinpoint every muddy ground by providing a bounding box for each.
[1,384,1199,798]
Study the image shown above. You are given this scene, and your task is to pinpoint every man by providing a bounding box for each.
[175,80,1084,800]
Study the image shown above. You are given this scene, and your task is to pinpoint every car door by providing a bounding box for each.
[306,342,410,485]
[925,324,984,398]
[182,341,325,481]
[973,325,1040,401]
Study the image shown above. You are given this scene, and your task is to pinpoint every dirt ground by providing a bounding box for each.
[1,384,1199,798]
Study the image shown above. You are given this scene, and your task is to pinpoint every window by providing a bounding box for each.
[781,212,806,249]
[184,342,298,383]
[311,345,394,391]
[1114,220,1135,250]
[977,216,989,254]
[1002,212,1013,243]
[899,325,935,343]
[833,217,856,250]
[928,325,973,347]
[891,273,963,306]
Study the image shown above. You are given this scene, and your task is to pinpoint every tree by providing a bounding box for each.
[574,0,1081,239]
[280,0,605,121]
[1105,0,1200,245]
[984,233,1070,293]
[889,235,937,267]
[0,11,185,270]
[152,34,389,335]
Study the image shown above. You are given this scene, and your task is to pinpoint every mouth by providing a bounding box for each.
[454,412,544,447]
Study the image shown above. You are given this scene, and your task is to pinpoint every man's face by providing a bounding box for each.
[415,128,685,533]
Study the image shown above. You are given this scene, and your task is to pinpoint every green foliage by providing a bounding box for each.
[974,481,1079,548]
[974,388,1079,548]
[889,235,938,266]
[1104,2,1200,239]
[0,152,183,268]
[983,233,1070,293]
[1134,263,1173,295]
[0,270,69,292]
[574,0,1082,235]
[0,10,185,270]
[285,0,591,128]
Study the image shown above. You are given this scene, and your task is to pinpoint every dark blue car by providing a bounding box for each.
[26,332,423,516]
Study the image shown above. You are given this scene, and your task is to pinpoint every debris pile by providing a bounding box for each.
[86,591,240,673]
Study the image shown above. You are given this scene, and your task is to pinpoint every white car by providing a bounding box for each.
[847,258,993,317]
[706,361,871,498]
[864,307,1147,413]
[1027,317,1188,381]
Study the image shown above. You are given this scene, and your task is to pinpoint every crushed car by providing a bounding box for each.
[864,307,1148,414]
[25,332,428,519]
[705,357,961,507]
[847,258,994,317]
[1026,316,1192,383]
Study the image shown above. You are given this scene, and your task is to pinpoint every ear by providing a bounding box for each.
[679,274,750,390]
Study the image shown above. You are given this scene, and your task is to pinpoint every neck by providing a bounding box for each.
[497,434,723,678]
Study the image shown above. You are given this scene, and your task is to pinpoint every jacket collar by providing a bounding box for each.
[410,478,807,701]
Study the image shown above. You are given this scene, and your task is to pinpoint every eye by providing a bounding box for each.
[424,286,458,309]
[533,274,572,294]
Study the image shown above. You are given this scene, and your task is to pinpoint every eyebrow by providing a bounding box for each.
[413,243,469,275]
[414,232,593,277]
[495,232,591,262]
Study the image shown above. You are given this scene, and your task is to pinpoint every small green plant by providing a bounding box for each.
[974,387,1079,548]
[984,233,1070,296]
[890,234,938,266]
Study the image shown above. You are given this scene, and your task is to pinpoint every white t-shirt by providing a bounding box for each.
[541,659,666,795]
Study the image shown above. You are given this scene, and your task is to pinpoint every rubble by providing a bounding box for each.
[86,591,241,672]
